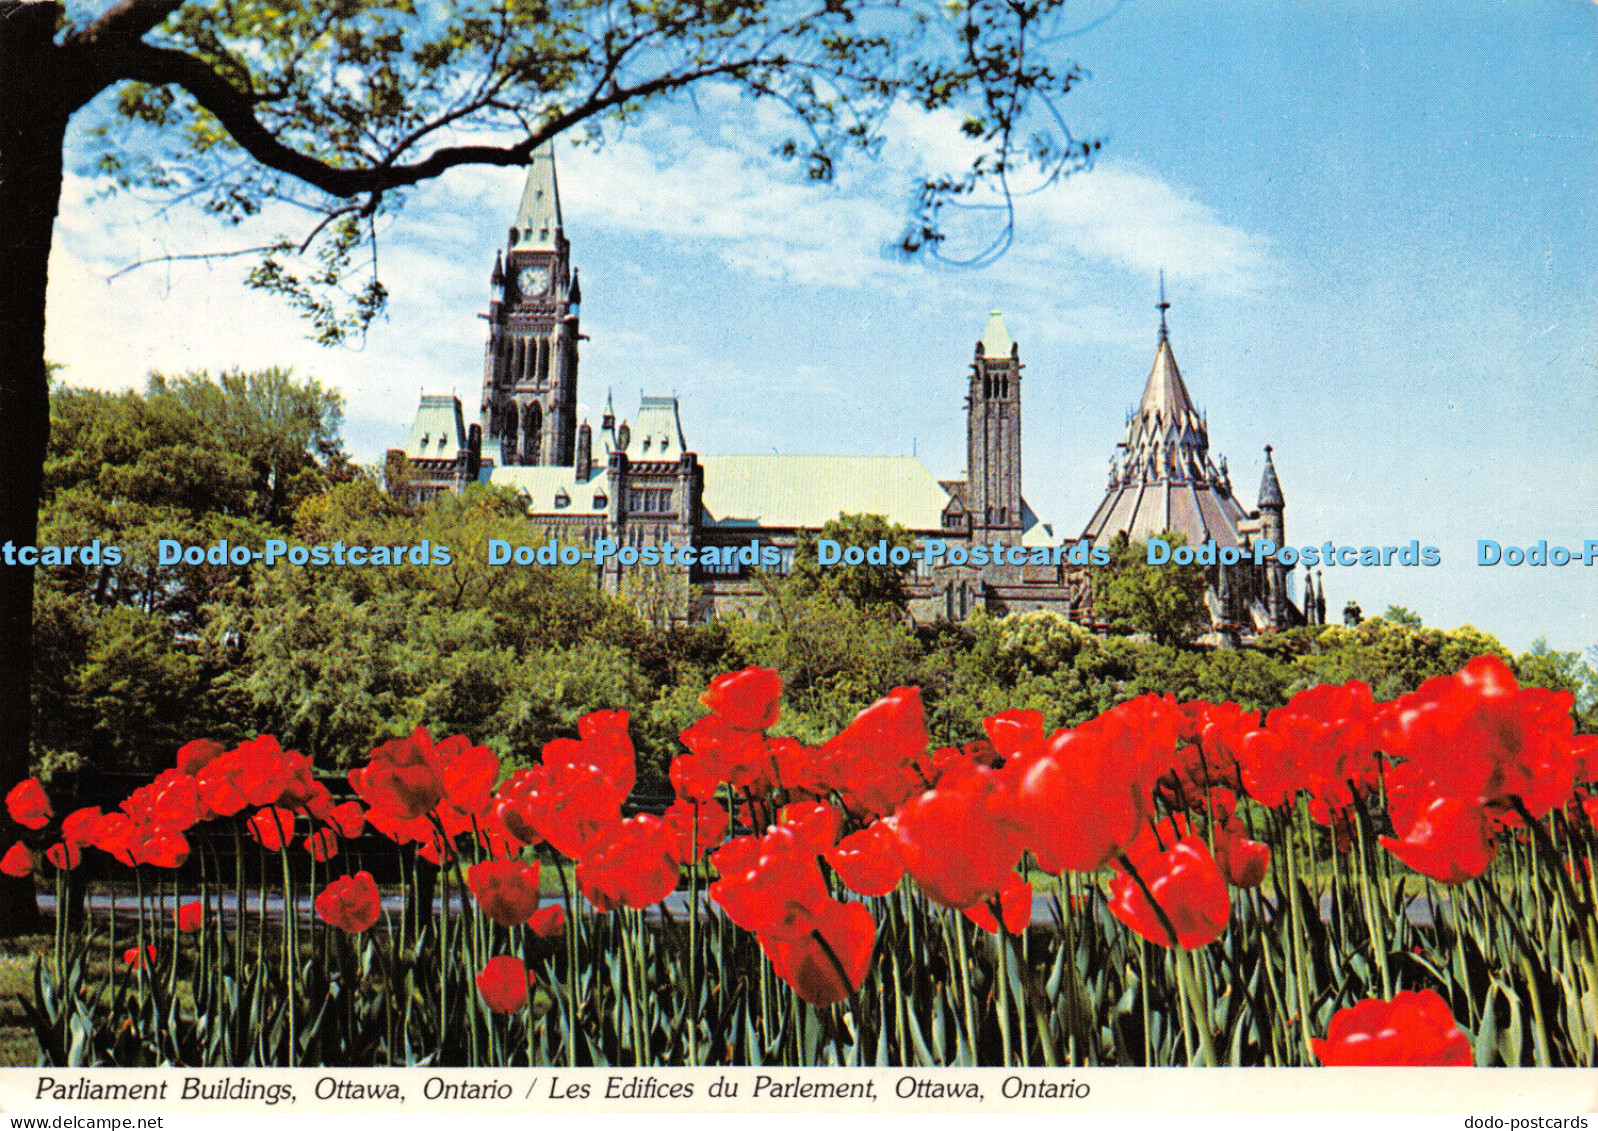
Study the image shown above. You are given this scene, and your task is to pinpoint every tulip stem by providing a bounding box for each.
[1174,945,1217,1066]
[992,911,1014,1067]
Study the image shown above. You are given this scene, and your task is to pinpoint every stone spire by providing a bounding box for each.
[1258,444,1284,509]
[510,142,562,251]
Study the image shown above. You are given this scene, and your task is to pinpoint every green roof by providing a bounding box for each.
[699,454,953,531]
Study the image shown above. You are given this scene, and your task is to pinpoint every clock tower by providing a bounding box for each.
[480,143,581,467]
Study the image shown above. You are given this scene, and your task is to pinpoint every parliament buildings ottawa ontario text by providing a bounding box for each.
[387,147,1321,642]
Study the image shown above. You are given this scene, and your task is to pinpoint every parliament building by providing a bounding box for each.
[387,147,1319,639]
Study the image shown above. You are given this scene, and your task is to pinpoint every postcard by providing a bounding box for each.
[0,0,1593,1120]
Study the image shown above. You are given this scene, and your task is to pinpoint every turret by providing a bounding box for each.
[576,420,593,481]
[1257,444,1285,544]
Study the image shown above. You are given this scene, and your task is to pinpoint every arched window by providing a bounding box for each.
[525,402,543,465]
[537,340,550,384]
[503,402,520,464]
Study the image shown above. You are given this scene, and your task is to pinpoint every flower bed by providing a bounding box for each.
[6,655,1595,1067]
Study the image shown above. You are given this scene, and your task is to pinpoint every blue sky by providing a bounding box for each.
[46,0,1596,655]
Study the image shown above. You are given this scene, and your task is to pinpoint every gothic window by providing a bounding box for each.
[537,340,550,384]
[525,402,543,464]
[503,403,519,464]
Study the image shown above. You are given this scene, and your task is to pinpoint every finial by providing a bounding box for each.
[1264,443,1273,455]
[1157,270,1170,341]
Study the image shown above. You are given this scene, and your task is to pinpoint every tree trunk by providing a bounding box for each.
[0,0,71,935]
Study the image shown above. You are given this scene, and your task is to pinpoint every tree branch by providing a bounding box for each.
[67,0,182,46]
[113,38,777,199]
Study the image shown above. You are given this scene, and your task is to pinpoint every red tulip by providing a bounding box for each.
[142,770,203,831]
[893,766,1023,909]
[549,710,637,800]
[123,945,156,969]
[1107,834,1231,949]
[134,829,190,869]
[678,714,769,794]
[350,727,447,821]
[1311,989,1473,1066]
[710,827,831,940]
[1381,655,1577,820]
[983,709,1046,759]
[1213,825,1271,889]
[467,859,543,926]
[246,807,296,852]
[276,752,327,816]
[538,762,627,860]
[315,872,382,933]
[825,821,905,897]
[176,901,203,933]
[1,842,32,877]
[578,814,679,911]
[61,807,101,847]
[132,830,190,875]
[528,904,566,938]
[779,800,840,855]
[769,736,825,797]
[304,828,339,862]
[91,813,138,866]
[762,899,875,1007]
[494,768,550,845]
[661,798,729,862]
[5,778,51,830]
[1380,796,1497,886]
[327,801,366,839]
[1240,680,1379,814]
[194,736,296,816]
[669,750,722,804]
[962,872,1033,935]
[998,695,1180,875]
[45,841,80,871]
[440,737,500,817]
[700,666,783,732]
[476,955,532,1013]
[816,687,930,818]
[176,738,228,775]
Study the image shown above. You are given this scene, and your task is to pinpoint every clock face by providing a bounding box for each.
[517,265,550,297]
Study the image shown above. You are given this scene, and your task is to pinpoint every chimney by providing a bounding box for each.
[465,424,482,482]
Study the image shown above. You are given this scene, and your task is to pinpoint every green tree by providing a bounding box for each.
[1,0,1101,928]
[1382,605,1424,629]
[1092,532,1210,647]
[1301,619,1510,701]
[790,513,919,612]
[32,371,345,775]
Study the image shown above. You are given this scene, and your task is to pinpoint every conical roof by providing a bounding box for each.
[511,143,562,251]
[1137,336,1199,425]
[1081,326,1248,549]
[1258,445,1284,508]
